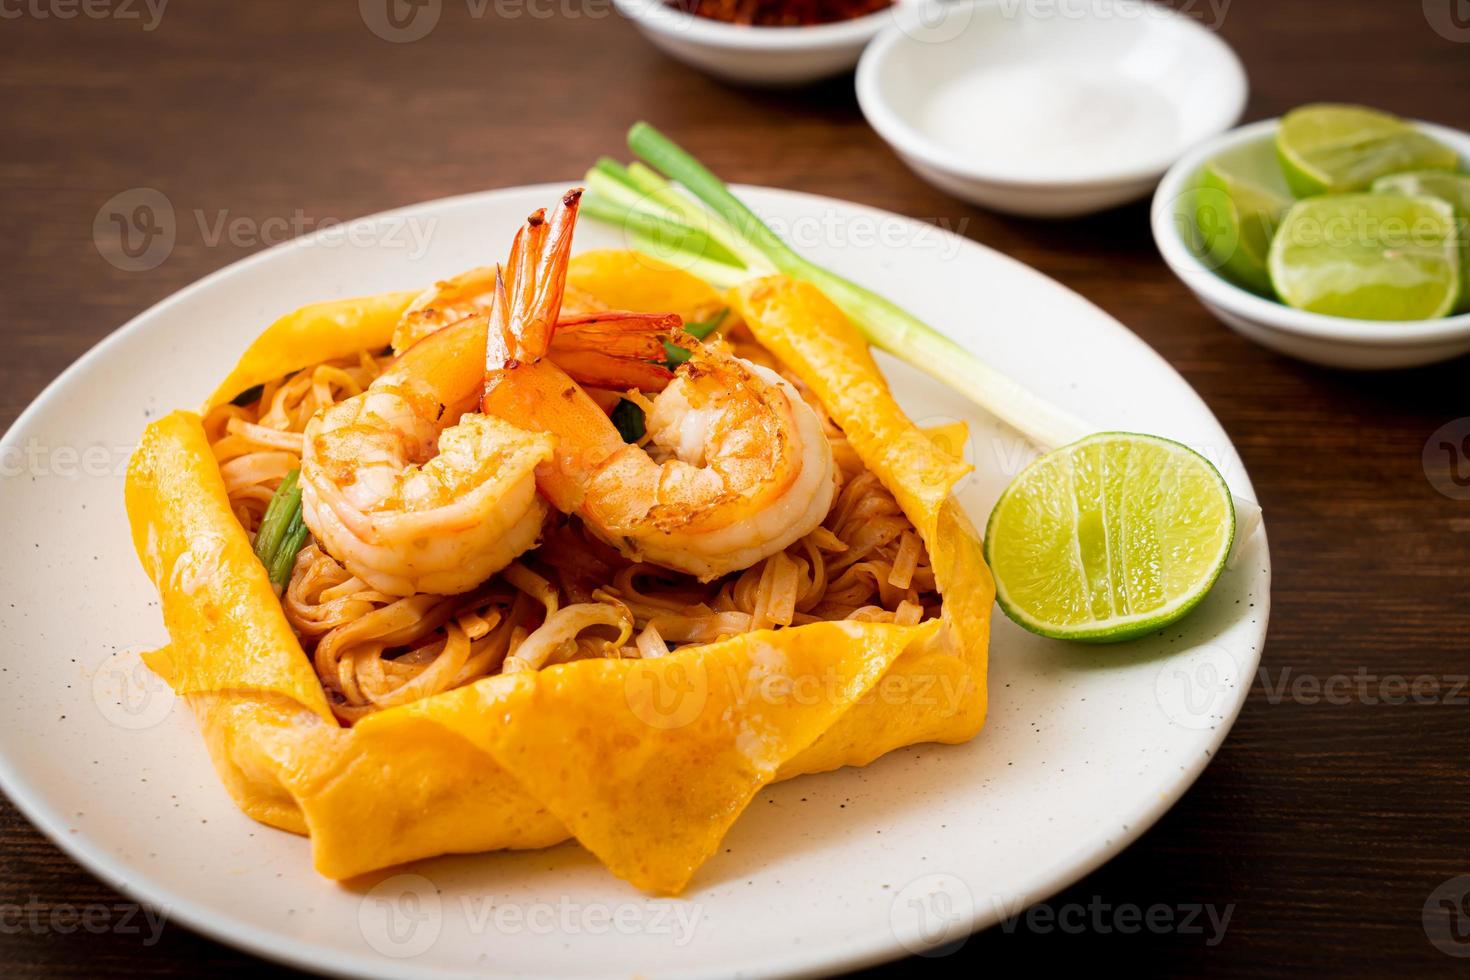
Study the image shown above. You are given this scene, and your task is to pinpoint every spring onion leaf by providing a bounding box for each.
[230,383,264,407]
[268,507,310,593]
[253,469,299,566]
[663,307,729,366]
[583,173,745,270]
[685,306,728,340]
[586,123,1262,554]
[592,156,641,190]
[617,122,1093,450]
[254,468,307,594]
[611,399,646,443]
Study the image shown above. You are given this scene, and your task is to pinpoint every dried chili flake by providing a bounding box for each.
[668,0,892,27]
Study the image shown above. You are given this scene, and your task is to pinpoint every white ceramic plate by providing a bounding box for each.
[0,185,1269,977]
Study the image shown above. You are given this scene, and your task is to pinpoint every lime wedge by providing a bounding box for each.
[1373,170,1470,312]
[1194,138,1295,295]
[1276,104,1459,196]
[1268,194,1461,320]
[984,433,1235,644]
[1373,170,1470,214]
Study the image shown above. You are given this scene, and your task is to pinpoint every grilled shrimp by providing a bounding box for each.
[480,193,838,582]
[297,235,577,598]
[396,253,680,394]
[300,192,682,597]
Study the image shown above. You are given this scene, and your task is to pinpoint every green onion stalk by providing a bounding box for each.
[254,468,311,595]
[583,123,1260,551]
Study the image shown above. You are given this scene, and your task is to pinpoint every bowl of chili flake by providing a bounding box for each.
[613,0,900,86]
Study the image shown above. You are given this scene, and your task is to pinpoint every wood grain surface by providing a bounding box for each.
[2,0,1468,975]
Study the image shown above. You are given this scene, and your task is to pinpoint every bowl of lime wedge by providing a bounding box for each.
[1152,104,1470,369]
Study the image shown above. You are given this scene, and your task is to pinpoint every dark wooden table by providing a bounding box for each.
[3,0,1468,975]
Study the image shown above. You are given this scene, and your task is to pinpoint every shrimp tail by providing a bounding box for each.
[549,312,689,392]
[485,189,584,393]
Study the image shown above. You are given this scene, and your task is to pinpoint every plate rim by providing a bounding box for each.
[0,181,1270,979]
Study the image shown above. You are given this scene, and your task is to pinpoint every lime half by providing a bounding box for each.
[1276,104,1459,197]
[984,433,1235,644]
[1268,194,1461,320]
[1374,170,1470,312]
[1195,138,1295,295]
[1373,170,1470,214]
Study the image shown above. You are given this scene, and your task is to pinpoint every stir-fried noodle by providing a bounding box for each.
[205,335,940,724]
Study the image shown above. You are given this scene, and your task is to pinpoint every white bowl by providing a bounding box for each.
[612,0,899,86]
[1152,118,1470,370]
[856,0,1247,217]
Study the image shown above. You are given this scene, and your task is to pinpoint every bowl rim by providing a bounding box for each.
[1151,116,1470,348]
[611,0,900,49]
[854,0,1248,189]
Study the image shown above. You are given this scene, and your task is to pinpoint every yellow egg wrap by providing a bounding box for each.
[124,253,993,893]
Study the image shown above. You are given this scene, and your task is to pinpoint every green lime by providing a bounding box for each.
[1373,170,1470,312]
[1194,138,1295,295]
[1373,170,1470,213]
[1276,104,1459,196]
[1268,194,1461,320]
[984,433,1235,644]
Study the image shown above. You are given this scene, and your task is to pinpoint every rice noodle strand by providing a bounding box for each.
[211,338,943,725]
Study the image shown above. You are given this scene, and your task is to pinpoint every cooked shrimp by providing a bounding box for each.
[480,194,838,582]
[395,264,502,353]
[298,224,582,597]
[396,253,681,393]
